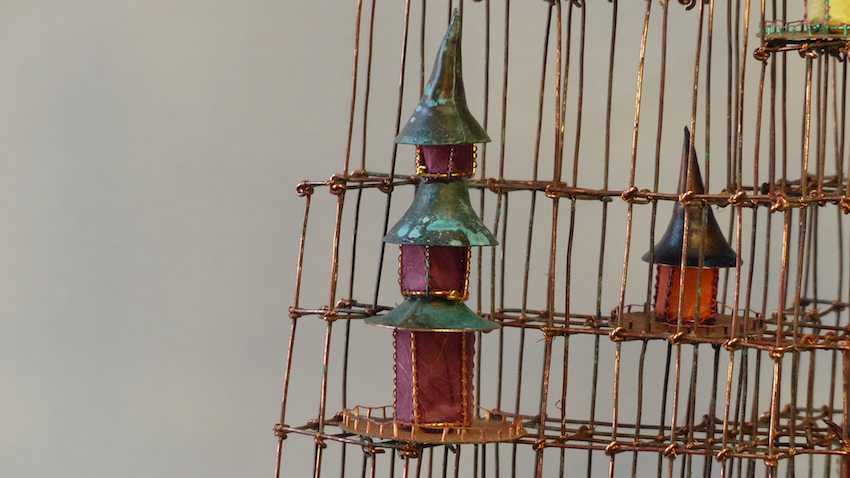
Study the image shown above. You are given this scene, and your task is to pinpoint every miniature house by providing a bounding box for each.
[643,128,737,325]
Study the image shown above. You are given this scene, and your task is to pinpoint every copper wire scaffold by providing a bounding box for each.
[275,0,850,476]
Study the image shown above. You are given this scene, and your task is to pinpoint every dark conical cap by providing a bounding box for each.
[642,128,738,268]
[395,9,490,146]
[384,179,498,246]
[366,296,499,332]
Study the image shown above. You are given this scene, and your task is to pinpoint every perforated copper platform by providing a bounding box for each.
[612,305,766,337]
[339,406,525,444]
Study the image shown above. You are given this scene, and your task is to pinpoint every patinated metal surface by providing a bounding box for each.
[643,128,738,268]
[384,179,498,246]
[395,10,490,146]
[365,296,499,332]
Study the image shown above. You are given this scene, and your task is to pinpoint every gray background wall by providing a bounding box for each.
[0,2,352,476]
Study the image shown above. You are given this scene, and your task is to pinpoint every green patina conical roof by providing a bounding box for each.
[395,9,490,146]
[384,179,498,246]
[642,128,738,268]
[366,296,499,332]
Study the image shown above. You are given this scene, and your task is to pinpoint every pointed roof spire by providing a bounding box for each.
[642,128,738,268]
[395,9,490,146]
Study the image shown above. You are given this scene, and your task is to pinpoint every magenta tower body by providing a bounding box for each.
[393,329,475,426]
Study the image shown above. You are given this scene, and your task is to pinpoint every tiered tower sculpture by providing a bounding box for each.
[340,10,523,445]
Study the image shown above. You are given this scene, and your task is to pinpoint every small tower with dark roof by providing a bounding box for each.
[643,128,737,325]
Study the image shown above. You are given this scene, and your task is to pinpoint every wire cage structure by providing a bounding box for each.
[275,0,850,476]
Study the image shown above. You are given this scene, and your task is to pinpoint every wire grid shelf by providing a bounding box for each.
[275,0,850,476]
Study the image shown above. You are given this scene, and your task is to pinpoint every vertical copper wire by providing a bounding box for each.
[680,0,706,330]
[492,3,514,459]
[473,20,491,439]
[703,0,716,191]
[312,188,348,478]
[702,344,722,477]
[401,455,411,478]
[371,446,378,478]
[568,0,585,186]
[806,347,817,475]
[553,0,566,183]
[410,453,422,478]
[740,49,768,331]
[518,0,551,354]
[683,345,700,474]
[779,0,788,196]
[286,194,312,387]
[687,0,703,152]
[733,346,750,477]
[473,11,492,475]
[619,0,653,350]
[275,315,299,478]
[342,0,365,176]
[844,348,849,472]
[617,20,654,475]
[630,340,648,478]
[644,0,670,309]
[834,55,849,478]
[817,57,829,197]
[441,446,449,476]
[842,61,849,193]
[745,349,763,478]
[793,56,815,344]
[473,16,491,478]
[496,0,510,183]
[667,343,682,478]
[479,0,490,182]
[736,0,753,191]
[474,0,492,363]
[558,1,585,471]
[767,0,778,197]
[340,5,378,470]
[558,332,570,478]
[590,39,617,478]
[360,0,378,174]
[721,341,737,475]
[725,0,735,189]
[609,339,622,478]
[371,0,412,310]
[513,5,553,476]
[493,193,508,407]
[753,20,777,475]
[276,193,313,478]
[767,356,782,478]
[536,2,562,476]
[314,319,336,478]
[453,446,461,478]
[593,7,618,476]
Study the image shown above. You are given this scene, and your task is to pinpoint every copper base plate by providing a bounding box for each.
[613,310,765,337]
[340,407,525,444]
